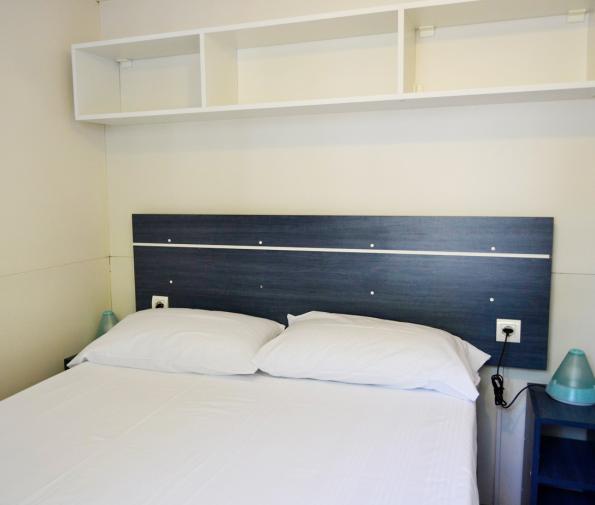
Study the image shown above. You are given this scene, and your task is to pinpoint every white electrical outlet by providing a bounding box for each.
[151,295,169,309]
[496,319,521,343]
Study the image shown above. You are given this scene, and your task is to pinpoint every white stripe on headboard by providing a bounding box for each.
[133,242,550,260]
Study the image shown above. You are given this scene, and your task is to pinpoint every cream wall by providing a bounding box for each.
[99,0,400,38]
[0,0,110,399]
[99,1,595,505]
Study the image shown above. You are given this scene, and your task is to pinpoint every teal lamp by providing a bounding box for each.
[546,349,595,406]
[96,310,119,339]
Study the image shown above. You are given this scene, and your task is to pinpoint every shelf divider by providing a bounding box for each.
[588,7,595,81]
[398,8,417,94]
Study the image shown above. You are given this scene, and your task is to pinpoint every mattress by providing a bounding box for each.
[0,363,479,505]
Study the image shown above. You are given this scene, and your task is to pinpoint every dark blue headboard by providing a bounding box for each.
[132,215,553,370]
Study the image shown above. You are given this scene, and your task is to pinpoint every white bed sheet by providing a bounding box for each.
[0,363,479,505]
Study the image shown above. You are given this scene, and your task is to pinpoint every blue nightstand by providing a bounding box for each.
[522,384,595,504]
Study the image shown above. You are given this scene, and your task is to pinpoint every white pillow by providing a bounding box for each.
[254,311,490,401]
[70,308,284,375]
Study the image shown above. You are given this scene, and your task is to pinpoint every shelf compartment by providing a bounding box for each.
[403,0,594,93]
[202,9,399,106]
[538,485,595,505]
[73,33,202,116]
[538,436,595,491]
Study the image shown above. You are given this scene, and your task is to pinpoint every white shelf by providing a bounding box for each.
[204,7,400,48]
[76,82,595,125]
[71,0,595,125]
[74,32,201,60]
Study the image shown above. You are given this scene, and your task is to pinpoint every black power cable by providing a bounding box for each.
[491,327,544,408]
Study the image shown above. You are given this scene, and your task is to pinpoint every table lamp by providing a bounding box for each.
[546,349,595,406]
[96,310,118,339]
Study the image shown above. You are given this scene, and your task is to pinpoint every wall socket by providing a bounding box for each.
[496,319,521,343]
[151,295,169,309]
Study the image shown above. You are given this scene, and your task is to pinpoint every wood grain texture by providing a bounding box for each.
[133,215,553,254]
[133,214,553,370]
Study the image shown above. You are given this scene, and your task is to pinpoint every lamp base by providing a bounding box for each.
[546,380,595,407]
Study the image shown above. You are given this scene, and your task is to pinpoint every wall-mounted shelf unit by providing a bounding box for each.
[72,0,595,125]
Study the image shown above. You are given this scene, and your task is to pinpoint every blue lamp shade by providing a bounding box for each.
[546,349,595,406]
[96,310,119,339]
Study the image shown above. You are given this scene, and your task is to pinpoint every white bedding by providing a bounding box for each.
[0,363,479,505]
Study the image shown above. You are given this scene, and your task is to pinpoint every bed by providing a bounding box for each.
[0,215,553,505]
[1,363,478,505]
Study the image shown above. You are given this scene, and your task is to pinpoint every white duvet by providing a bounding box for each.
[0,363,479,505]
